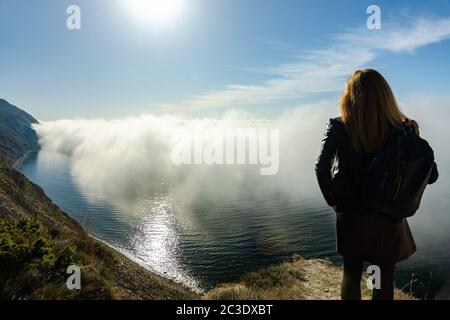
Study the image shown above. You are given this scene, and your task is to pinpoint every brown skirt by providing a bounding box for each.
[336,211,416,264]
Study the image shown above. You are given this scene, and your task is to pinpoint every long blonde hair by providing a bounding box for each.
[340,69,406,153]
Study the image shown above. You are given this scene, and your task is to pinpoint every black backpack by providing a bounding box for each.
[359,125,436,219]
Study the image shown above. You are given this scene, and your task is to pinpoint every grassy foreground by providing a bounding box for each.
[205,255,415,300]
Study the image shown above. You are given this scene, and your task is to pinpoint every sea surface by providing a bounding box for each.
[19,151,450,299]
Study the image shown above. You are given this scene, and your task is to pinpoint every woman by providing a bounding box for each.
[315,69,439,300]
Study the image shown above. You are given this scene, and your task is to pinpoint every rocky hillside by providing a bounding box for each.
[0,157,198,299]
[0,99,40,167]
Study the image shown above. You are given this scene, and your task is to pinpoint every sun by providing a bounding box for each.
[124,0,186,28]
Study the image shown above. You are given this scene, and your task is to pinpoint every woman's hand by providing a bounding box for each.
[405,119,420,136]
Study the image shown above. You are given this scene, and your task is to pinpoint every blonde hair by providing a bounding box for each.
[340,69,406,153]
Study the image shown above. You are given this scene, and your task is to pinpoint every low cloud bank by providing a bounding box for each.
[34,103,334,213]
[34,97,449,233]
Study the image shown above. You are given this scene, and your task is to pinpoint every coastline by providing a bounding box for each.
[12,149,40,169]
[0,157,199,299]
[9,148,202,295]
[90,234,203,294]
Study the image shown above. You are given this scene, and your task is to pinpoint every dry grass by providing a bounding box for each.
[205,255,415,300]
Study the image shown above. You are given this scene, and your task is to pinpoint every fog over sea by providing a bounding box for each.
[19,99,450,299]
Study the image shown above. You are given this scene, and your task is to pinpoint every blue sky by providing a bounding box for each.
[1,0,450,120]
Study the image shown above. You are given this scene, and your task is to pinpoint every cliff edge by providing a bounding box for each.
[205,255,415,300]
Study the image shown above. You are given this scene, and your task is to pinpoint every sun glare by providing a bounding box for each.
[124,0,186,28]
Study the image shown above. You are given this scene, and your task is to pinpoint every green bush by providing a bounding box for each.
[0,219,55,273]
[0,219,77,299]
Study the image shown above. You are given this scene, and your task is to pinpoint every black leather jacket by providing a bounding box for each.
[315,117,439,212]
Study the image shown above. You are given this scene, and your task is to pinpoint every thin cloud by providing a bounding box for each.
[157,17,450,114]
[336,18,450,53]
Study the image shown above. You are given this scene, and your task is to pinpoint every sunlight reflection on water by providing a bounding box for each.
[127,196,200,289]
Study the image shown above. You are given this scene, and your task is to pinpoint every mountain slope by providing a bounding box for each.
[0,99,40,166]
[0,157,198,299]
